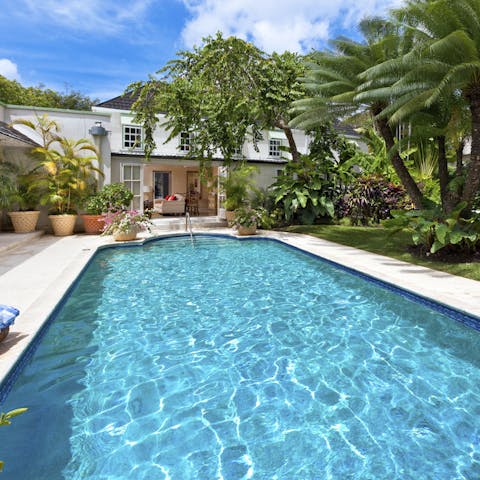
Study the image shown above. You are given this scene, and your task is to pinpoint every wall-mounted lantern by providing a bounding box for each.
[89,121,108,136]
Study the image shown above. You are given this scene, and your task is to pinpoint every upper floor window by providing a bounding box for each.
[179,131,193,152]
[123,125,143,150]
[269,138,281,157]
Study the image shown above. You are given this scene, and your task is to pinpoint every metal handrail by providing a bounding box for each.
[185,212,194,245]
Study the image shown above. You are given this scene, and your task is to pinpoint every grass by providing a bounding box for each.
[284,224,480,282]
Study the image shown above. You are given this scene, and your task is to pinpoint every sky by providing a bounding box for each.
[0,0,404,103]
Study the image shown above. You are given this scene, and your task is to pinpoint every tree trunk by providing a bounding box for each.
[462,88,480,210]
[374,115,425,209]
[275,118,300,163]
[437,135,449,212]
[456,139,464,177]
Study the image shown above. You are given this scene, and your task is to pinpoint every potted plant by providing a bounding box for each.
[12,115,102,236]
[7,164,45,233]
[233,206,262,236]
[220,164,258,225]
[97,183,134,213]
[81,193,105,234]
[101,210,152,241]
[81,183,133,234]
[37,137,102,236]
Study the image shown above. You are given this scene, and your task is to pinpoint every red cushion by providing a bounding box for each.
[171,195,177,201]
[165,195,172,200]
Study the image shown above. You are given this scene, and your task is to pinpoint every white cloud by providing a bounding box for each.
[0,59,21,81]
[20,0,153,34]
[180,0,405,53]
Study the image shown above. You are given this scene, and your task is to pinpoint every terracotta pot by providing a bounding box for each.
[113,229,137,241]
[8,211,40,233]
[225,210,236,226]
[237,225,257,236]
[81,214,105,234]
[49,214,77,236]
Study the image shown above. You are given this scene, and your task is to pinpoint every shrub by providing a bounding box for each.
[384,202,480,255]
[338,175,407,226]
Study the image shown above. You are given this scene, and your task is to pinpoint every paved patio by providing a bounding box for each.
[0,225,479,387]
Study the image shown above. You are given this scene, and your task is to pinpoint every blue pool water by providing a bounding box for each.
[1,236,480,479]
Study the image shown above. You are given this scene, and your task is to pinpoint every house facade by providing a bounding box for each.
[1,94,363,223]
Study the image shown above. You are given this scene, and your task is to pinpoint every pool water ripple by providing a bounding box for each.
[1,236,480,479]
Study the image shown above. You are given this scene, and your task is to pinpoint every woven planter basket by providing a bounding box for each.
[49,214,77,236]
[236,225,257,236]
[8,211,40,233]
[113,229,137,241]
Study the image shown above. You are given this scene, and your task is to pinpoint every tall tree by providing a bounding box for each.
[291,18,426,208]
[384,0,480,211]
[0,75,98,110]
[131,33,305,165]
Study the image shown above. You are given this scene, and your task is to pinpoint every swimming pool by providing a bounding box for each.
[1,235,480,479]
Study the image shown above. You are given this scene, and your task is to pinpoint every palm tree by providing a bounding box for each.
[384,0,480,211]
[35,137,102,214]
[291,18,425,208]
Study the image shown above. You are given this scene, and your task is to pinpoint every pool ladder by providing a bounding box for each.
[185,212,194,245]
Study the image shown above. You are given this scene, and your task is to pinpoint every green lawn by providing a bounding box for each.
[284,224,480,282]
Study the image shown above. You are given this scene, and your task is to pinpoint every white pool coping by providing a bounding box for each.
[1,228,479,388]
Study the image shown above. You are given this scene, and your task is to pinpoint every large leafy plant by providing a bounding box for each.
[220,164,258,211]
[271,154,336,225]
[384,202,480,254]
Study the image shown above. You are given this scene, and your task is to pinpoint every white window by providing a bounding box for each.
[179,131,193,152]
[121,164,143,211]
[269,138,281,157]
[123,125,143,150]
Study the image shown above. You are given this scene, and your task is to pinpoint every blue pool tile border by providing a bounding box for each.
[1,232,479,406]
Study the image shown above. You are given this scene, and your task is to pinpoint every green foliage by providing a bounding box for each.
[93,183,134,213]
[220,164,258,211]
[0,161,18,209]
[0,408,27,472]
[384,202,480,254]
[7,163,46,211]
[272,154,336,225]
[15,115,102,214]
[0,75,97,110]
[131,33,305,165]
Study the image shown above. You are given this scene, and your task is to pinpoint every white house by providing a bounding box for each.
[1,93,312,215]
[1,93,363,225]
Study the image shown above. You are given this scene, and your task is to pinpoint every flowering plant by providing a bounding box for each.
[101,210,152,235]
[233,206,262,228]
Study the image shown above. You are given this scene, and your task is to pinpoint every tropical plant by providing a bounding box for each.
[101,210,152,235]
[384,202,480,254]
[34,136,102,214]
[11,115,102,214]
[0,408,27,472]
[6,163,46,211]
[272,154,336,225]
[291,18,425,208]
[220,164,258,211]
[338,175,407,226]
[0,161,17,209]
